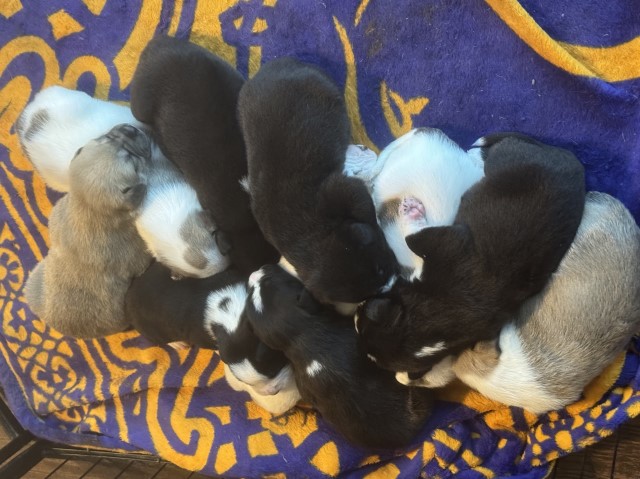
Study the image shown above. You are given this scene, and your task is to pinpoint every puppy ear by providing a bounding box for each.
[405,224,471,259]
[346,222,375,246]
[317,173,376,224]
[297,288,323,314]
[122,183,147,210]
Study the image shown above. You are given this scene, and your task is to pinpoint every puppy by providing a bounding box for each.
[130,35,279,275]
[237,58,398,304]
[244,264,434,449]
[449,192,640,413]
[356,133,586,375]
[17,86,226,279]
[371,128,485,279]
[16,86,139,192]
[25,124,153,338]
[125,262,300,415]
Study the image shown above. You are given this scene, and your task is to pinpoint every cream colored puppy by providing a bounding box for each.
[25,124,153,338]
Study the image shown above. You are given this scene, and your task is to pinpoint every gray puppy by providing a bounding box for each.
[25,124,153,338]
[413,192,640,414]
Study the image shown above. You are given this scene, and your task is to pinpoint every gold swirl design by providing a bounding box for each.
[485,0,640,82]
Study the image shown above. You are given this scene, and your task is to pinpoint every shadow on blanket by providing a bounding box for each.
[1,1,639,478]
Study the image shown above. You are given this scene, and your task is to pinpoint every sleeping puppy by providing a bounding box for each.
[17,86,226,279]
[237,58,398,304]
[125,262,300,415]
[356,133,586,375]
[16,86,139,192]
[244,264,434,449]
[370,128,485,279]
[449,192,640,413]
[130,35,279,275]
[25,124,153,338]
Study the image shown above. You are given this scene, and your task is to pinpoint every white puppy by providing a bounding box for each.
[17,86,228,279]
[369,128,484,279]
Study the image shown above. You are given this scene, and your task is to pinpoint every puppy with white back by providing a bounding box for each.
[125,262,300,415]
[244,264,434,449]
[25,124,153,338]
[16,86,138,192]
[370,128,485,279]
[17,86,227,279]
[237,58,398,304]
[130,35,279,276]
[356,133,586,377]
[448,192,640,413]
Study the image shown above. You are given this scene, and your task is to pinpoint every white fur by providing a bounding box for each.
[277,257,299,278]
[453,324,558,412]
[395,355,456,388]
[343,144,382,189]
[415,341,446,358]
[135,164,228,278]
[306,359,323,377]
[224,364,301,415]
[18,86,141,192]
[372,128,484,278]
[204,283,248,335]
[239,175,250,193]
[19,86,227,279]
[248,269,265,313]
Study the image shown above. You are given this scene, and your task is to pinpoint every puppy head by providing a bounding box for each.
[136,181,230,279]
[69,124,151,212]
[245,264,326,351]
[355,282,476,374]
[304,174,399,303]
[204,282,291,396]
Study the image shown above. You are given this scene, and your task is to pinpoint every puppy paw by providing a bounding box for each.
[167,341,190,351]
[343,144,380,184]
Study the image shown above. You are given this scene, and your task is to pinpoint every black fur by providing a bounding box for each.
[237,58,398,303]
[356,134,586,373]
[129,35,278,275]
[244,265,434,449]
[125,261,288,381]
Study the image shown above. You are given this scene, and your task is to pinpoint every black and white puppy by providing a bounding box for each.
[237,58,398,304]
[130,35,279,275]
[125,262,300,414]
[244,264,434,449]
[356,133,586,375]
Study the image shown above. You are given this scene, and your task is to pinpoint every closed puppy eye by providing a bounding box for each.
[74,147,83,157]
[121,186,132,194]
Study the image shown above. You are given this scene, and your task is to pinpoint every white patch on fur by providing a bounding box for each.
[136,177,227,278]
[224,364,301,415]
[204,283,247,334]
[306,359,323,377]
[343,144,382,186]
[372,128,484,279]
[415,341,446,358]
[17,86,142,192]
[453,323,558,413]
[379,274,397,293]
[239,175,250,193]
[333,302,358,316]
[395,356,456,388]
[278,257,299,278]
[248,269,265,313]
[354,312,361,334]
[466,137,486,169]
[367,354,377,363]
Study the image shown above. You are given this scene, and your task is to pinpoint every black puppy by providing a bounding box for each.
[130,36,278,275]
[244,264,434,449]
[356,133,586,376]
[125,261,298,413]
[237,58,398,304]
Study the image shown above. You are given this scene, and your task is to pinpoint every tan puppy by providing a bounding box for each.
[25,124,153,338]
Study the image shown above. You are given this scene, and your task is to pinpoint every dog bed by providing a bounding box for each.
[1,1,639,478]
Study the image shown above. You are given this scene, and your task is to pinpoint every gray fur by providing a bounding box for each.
[24,124,153,338]
[454,192,640,412]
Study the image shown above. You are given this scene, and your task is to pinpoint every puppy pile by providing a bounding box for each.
[19,35,640,449]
